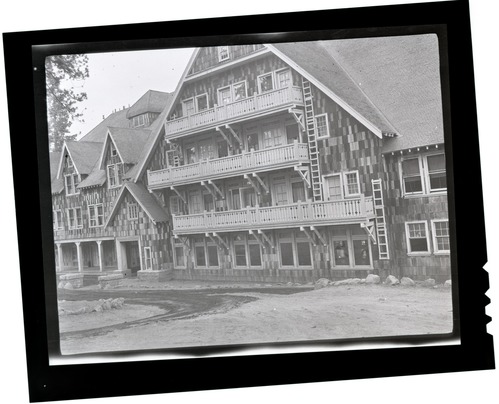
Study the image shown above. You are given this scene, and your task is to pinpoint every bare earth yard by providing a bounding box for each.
[58,282,454,356]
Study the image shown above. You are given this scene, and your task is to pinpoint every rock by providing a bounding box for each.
[63,282,73,290]
[102,300,112,310]
[360,279,366,284]
[384,275,400,286]
[444,280,452,288]
[111,298,125,308]
[58,281,66,289]
[424,278,436,287]
[314,278,332,289]
[400,277,415,286]
[334,278,362,286]
[365,274,381,284]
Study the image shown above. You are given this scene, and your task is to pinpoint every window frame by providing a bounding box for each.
[195,93,209,112]
[315,113,330,139]
[343,170,361,197]
[257,72,275,93]
[275,68,292,89]
[425,153,447,193]
[53,209,63,230]
[277,231,313,269]
[431,219,450,254]
[181,97,195,116]
[172,238,187,269]
[323,173,344,201]
[217,86,232,105]
[144,247,152,270]
[88,203,104,228]
[107,163,123,189]
[127,202,139,220]
[400,152,447,197]
[66,207,83,230]
[64,173,80,195]
[193,237,220,269]
[405,220,431,255]
[232,234,263,269]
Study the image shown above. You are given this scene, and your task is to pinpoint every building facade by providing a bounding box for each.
[51,35,451,284]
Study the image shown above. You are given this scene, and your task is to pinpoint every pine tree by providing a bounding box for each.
[45,54,89,152]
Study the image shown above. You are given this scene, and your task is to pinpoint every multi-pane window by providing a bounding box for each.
[218,86,232,105]
[67,207,82,229]
[170,195,182,215]
[65,174,80,195]
[182,98,195,116]
[53,210,63,230]
[127,202,139,220]
[196,94,208,111]
[333,240,350,266]
[315,114,330,138]
[218,46,230,61]
[144,247,152,270]
[401,153,447,195]
[432,220,450,253]
[353,239,371,266]
[344,171,360,196]
[324,174,343,200]
[291,181,306,203]
[132,114,146,127]
[107,163,123,189]
[193,237,219,268]
[233,82,247,101]
[276,69,291,88]
[258,73,274,93]
[88,204,104,227]
[405,221,430,253]
[278,232,312,268]
[233,234,263,268]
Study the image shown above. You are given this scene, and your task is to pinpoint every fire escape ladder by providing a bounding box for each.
[372,179,390,259]
[302,78,323,201]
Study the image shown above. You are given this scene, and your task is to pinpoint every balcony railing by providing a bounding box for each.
[165,86,304,137]
[172,196,375,234]
[148,142,310,188]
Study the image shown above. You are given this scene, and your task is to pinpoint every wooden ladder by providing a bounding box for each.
[372,179,389,259]
[302,78,323,201]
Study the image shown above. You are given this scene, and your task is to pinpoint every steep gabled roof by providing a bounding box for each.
[126,90,173,119]
[56,140,102,179]
[79,108,129,143]
[49,152,64,194]
[77,169,106,189]
[104,182,169,227]
[318,35,444,153]
[107,127,152,165]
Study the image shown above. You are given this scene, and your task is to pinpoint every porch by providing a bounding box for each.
[172,196,375,235]
[164,86,304,138]
[148,142,310,188]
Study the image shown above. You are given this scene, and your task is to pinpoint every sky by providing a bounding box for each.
[61,47,195,139]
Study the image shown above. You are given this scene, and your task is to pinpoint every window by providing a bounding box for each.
[333,240,350,266]
[401,153,447,196]
[217,86,232,105]
[426,154,447,192]
[278,232,312,268]
[66,154,74,168]
[315,114,330,138]
[132,114,146,127]
[241,187,257,207]
[182,98,195,116]
[189,190,203,214]
[291,182,306,203]
[185,145,196,164]
[173,238,186,268]
[65,174,80,195]
[286,124,299,144]
[193,237,219,268]
[405,221,430,254]
[127,202,139,220]
[144,247,152,270]
[67,207,82,230]
[258,73,274,93]
[324,174,343,200]
[233,81,247,101]
[331,228,372,268]
[218,46,230,61]
[88,204,104,227]
[276,69,291,88]
[170,196,182,215]
[344,171,361,196]
[233,234,263,269]
[217,82,247,106]
[353,239,371,266]
[195,94,208,111]
[53,210,63,230]
[107,163,123,189]
[432,220,450,253]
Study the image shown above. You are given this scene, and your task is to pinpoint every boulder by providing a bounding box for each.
[334,278,362,286]
[444,280,452,288]
[365,274,381,284]
[424,278,436,287]
[63,282,74,290]
[384,275,400,286]
[314,278,332,289]
[400,277,415,286]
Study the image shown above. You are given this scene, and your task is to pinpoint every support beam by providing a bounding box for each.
[208,180,225,199]
[75,242,83,272]
[288,108,306,132]
[257,230,274,250]
[252,173,269,194]
[310,226,327,246]
[170,186,187,204]
[96,240,104,272]
[174,235,191,252]
[361,221,377,244]
[213,232,230,250]
[201,181,218,199]
[225,124,243,145]
[244,174,261,195]
[216,126,234,149]
[300,226,317,247]
[294,165,311,188]
[249,230,266,250]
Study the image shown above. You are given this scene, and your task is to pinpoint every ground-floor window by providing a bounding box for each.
[233,234,263,269]
[405,221,430,254]
[402,219,450,256]
[172,238,187,268]
[144,247,152,270]
[330,226,372,268]
[278,231,313,269]
[431,219,450,253]
[193,236,219,268]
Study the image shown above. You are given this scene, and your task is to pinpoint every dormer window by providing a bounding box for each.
[132,114,146,128]
[110,143,118,157]
[218,46,230,62]
[107,163,123,189]
[65,173,80,195]
[66,154,74,168]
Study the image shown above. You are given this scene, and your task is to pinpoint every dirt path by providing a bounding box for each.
[58,284,453,356]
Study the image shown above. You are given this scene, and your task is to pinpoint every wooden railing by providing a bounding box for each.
[164,86,304,136]
[147,142,310,188]
[172,196,375,234]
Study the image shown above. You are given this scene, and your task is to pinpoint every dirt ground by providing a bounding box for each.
[58,281,454,356]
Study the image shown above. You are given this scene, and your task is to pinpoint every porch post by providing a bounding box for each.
[75,242,83,272]
[96,240,104,272]
[56,243,63,272]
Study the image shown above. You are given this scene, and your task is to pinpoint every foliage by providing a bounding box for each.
[46,54,89,152]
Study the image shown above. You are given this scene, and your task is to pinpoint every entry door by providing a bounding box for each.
[126,242,141,275]
[273,181,289,206]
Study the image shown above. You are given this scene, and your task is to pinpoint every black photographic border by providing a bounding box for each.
[3,0,494,402]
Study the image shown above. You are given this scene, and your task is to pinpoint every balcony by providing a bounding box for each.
[172,196,375,235]
[148,142,310,189]
[164,86,304,138]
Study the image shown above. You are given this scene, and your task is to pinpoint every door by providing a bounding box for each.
[125,241,141,276]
